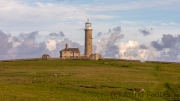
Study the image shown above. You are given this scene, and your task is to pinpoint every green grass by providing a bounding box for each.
[0,60,180,101]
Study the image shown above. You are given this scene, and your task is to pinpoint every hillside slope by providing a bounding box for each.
[0,60,180,101]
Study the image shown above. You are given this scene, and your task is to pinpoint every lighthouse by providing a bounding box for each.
[59,19,102,60]
[84,19,93,57]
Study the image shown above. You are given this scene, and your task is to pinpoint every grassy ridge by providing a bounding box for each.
[0,60,180,101]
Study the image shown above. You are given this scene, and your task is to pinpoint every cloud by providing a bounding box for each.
[83,0,180,12]
[162,23,168,26]
[0,0,114,24]
[95,32,102,38]
[161,22,178,26]
[56,0,77,2]
[0,31,50,59]
[138,27,153,36]
[46,39,57,51]
[0,0,86,23]
[94,28,180,62]
[0,30,84,60]
[103,29,111,35]
[140,44,148,49]
[1,28,180,62]
[151,34,177,50]
[13,31,49,58]
[169,22,175,25]
[95,29,112,38]
[120,20,136,25]
[78,28,84,30]
[94,26,124,58]
[118,41,158,61]
[0,30,13,54]
[49,31,65,39]
[50,38,84,57]
[151,34,180,61]
[2,0,178,26]
[117,34,180,62]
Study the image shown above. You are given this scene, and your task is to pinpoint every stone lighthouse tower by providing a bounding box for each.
[84,19,93,57]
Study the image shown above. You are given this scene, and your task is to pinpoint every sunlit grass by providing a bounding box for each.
[0,60,180,101]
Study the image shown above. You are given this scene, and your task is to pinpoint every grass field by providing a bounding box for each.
[0,59,180,101]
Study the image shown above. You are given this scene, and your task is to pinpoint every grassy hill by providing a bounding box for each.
[0,59,180,101]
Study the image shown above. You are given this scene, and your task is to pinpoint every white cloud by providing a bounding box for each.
[0,0,114,23]
[120,21,137,25]
[169,22,175,25]
[118,41,158,61]
[90,15,113,19]
[9,38,21,48]
[161,22,179,26]
[46,39,57,51]
[0,1,86,22]
[81,0,180,12]
[162,23,168,26]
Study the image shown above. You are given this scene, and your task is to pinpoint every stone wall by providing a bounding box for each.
[102,58,141,62]
[1,58,180,64]
[145,61,180,64]
[60,51,80,58]
[90,54,102,60]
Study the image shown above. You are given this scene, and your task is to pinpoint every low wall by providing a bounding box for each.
[145,61,180,64]
[61,57,91,60]
[0,58,42,62]
[103,58,141,62]
[0,58,180,64]
[0,57,91,62]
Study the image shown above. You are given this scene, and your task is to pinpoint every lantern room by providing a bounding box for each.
[85,19,92,29]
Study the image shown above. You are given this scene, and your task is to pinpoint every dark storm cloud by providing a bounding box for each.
[139,27,153,36]
[0,29,84,60]
[140,44,148,49]
[0,30,13,54]
[151,34,180,61]
[49,31,65,39]
[104,29,112,35]
[1,28,180,62]
[95,29,112,38]
[109,29,111,33]
[151,34,179,50]
[104,43,119,58]
[0,31,50,59]
[93,26,124,58]
[113,26,121,33]
[104,26,124,58]
[14,31,50,58]
[95,32,102,38]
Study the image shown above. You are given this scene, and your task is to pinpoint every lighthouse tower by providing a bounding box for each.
[84,19,93,57]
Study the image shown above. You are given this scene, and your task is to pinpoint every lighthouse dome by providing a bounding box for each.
[85,19,92,29]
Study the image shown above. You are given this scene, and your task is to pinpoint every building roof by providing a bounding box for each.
[61,48,80,52]
[42,54,50,56]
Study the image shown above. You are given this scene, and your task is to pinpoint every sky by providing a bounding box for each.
[0,0,180,61]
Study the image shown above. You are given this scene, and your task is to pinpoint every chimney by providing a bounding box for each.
[65,44,68,50]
